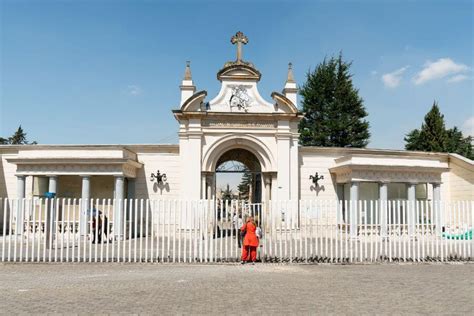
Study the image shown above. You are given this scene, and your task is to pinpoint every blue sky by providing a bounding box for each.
[1,0,473,149]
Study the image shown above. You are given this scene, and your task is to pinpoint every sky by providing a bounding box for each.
[1,0,473,151]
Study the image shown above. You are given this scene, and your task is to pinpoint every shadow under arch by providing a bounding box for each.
[202,134,276,173]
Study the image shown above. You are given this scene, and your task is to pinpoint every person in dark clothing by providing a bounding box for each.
[91,212,102,244]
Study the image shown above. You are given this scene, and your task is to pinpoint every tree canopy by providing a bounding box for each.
[405,102,473,160]
[0,125,37,145]
[298,53,370,147]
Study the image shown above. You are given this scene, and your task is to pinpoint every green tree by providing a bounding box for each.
[9,126,28,144]
[445,127,473,159]
[237,172,252,201]
[298,53,370,147]
[220,184,233,202]
[405,102,473,159]
[0,125,37,145]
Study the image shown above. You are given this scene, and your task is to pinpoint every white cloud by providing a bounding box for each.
[371,70,378,76]
[447,74,469,83]
[127,85,142,96]
[462,117,474,137]
[381,66,409,88]
[413,58,469,85]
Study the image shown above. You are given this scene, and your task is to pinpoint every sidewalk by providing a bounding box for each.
[0,263,472,314]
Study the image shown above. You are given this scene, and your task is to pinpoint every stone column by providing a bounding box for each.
[263,173,272,232]
[350,182,359,238]
[114,176,125,239]
[264,173,272,204]
[433,183,442,236]
[48,176,58,194]
[276,130,291,201]
[206,173,214,200]
[80,176,90,235]
[407,183,416,236]
[16,175,26,234]
[379,182,388,237]
[201,173,207,200]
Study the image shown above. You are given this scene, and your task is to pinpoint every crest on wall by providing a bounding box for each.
[229,85,251,112]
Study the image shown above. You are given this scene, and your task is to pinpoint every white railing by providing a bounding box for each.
[0,198,472,263]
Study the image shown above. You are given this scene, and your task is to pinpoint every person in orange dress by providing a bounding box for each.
[240,216,259,264]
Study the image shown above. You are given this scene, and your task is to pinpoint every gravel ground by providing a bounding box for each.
[0,263,472,315]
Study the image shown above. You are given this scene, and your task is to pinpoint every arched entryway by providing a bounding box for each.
[201,135,275,205]
[214,148,262,203]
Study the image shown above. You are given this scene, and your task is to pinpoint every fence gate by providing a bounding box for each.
[0,198,472,263]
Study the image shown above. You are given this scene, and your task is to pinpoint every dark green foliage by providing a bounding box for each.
[237,172,252,201]
[298,53,370,147]
[220,184,234,202]
[445,127,473,159]
[0,125,37,145]
[405,102,473,159]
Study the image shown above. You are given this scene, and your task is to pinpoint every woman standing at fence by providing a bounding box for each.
[240,216,259,264]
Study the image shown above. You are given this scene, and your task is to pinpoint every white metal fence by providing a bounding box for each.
[0,198,472,263]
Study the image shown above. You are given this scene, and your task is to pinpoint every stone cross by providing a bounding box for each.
[230,31,248,62]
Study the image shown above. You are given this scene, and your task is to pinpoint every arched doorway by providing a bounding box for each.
[215,148,262,203]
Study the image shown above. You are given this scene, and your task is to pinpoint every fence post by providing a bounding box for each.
[379,183,388,238]
[15,176,26,235]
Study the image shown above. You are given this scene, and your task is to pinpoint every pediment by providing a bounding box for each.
[217,63,261,82]
[207,81,275,113]
[271,92,298,114]
[180,90,207,112]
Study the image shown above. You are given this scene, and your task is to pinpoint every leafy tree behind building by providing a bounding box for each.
[0,126,37,145]
[405,102,473,160]
[298,53,370,147]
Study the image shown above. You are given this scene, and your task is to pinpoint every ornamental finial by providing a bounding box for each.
[183,61,192,80]
[286,62,295,83]
[230,31,248,63]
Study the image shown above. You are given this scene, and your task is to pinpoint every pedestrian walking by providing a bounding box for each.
[240,216,259,264]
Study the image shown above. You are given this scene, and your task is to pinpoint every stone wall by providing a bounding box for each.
[448,154,474,200]
[132,145,181,200]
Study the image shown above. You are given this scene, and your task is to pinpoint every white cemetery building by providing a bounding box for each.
[0,32,473,207]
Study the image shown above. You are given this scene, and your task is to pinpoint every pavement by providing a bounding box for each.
[0,263,472,315]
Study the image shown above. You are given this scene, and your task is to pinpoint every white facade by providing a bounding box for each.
[0,32,473,203]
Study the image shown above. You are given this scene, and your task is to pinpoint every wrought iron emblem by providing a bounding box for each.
[310,172,324,186]
[229,85,250,112]
[150,170,167,184]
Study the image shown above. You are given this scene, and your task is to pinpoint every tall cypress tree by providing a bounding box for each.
[298,53,370,147]
[405,102,473,159]
[237,172,252,201]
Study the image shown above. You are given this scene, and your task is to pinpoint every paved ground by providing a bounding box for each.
[0,263,472,315]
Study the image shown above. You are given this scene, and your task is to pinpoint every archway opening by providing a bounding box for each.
[215,148,262,204]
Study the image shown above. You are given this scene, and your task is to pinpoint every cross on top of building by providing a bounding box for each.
[230,31,248,63]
